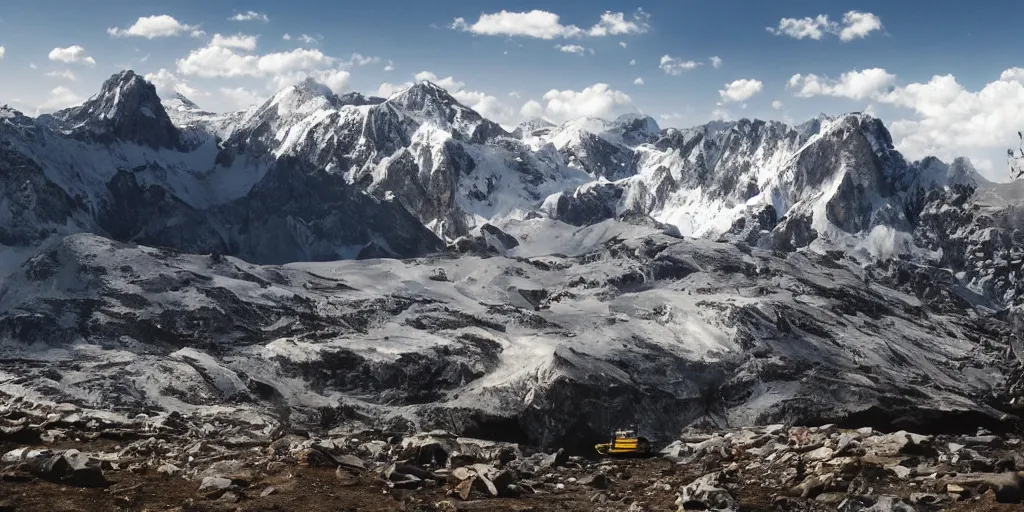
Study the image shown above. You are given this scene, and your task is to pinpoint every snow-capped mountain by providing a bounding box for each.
[0,69,1011,268]
[3,70,1024,448]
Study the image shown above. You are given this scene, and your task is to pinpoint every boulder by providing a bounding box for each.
[30,449,107,487]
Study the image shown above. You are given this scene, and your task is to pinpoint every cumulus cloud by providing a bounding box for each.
[176,46,333,78]
[451,8,649,39]
[659,55,701,75]
[220,87,264,109]
[767,11,882,41]
[535,83,635,124]
[211,33,258,51]
[555,44,588,55]
[587,9,650,36]
[348,53,379,66]
[787,68,896,100]
[839,11,883,41]
[414,70,464,91]
[144,68,202,99]
[38,86,82,112]
[108,15,200,38]
[633,77,644,86]
[767,15,835,40]
[0,47,5,60]
[881,69,1024,164]
[377,82,411,98]
[48,46,96,66]
[772,100,784,110]
[520,100,544,119]
[710,56,723,69]
[229,11,268,23]
[629,59,636,66]
[383,60,394,72]
[45,69,77,81]
[619,41,627,48]
[719,79,763,103]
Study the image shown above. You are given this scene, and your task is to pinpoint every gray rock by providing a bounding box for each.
[199,476,233,491]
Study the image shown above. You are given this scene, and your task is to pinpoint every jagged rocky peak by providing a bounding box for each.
[338,91,385,107]
[52,70,182,150]
[170,92,202,111]
[608,113,661,144]
[266,77,340,113]
[513,117,556,138]
[386,80,509,142]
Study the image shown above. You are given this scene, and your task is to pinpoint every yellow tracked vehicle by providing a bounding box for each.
[595,427,653,456]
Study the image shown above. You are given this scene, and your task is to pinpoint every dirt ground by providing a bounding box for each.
[0,458,783,512]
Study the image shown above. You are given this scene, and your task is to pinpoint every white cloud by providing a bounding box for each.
[555,44,587,55]
[452,10,583,39]
[711,108,731,121]
[710,56,723,69]
[176,46,334,78]
[38,86,82,112]
[787,68,896,100]
[772,100,784,110]
[220,87,264,109]
[29,63,37,70]
[509,90,521,98]
[767,15,835,40]
[767,11,882,41]
[0,47,5,60]
[108,15,199,38]
[48,46,96,66]
[839,11,883,41]
[229,11,268,23]
[144,68,202,99]
[719,79,763,103]
[211,33,258,51]
[348,53,379,66]
[383,60,394,72]
[282,33,320,45]
[377,82,411,97]
[587,9,650,37]
[45,69,76,81]
[414,71,464,91]
[659,55,701,75]
[520,100,544,119]
[619,41,627,48]
[451,9,649,39]
[633,77,644,85]
[880,70,1024,164]
[536,83,635,124]
[629,59,636,66]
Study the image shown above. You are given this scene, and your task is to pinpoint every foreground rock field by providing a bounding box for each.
[4,398,1024,511]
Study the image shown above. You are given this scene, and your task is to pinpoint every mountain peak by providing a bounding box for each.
[52,70,181,150]
[171,92,201,110]
[294,77,336,99]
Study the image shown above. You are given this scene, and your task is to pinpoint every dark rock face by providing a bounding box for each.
[223,157,445,264]
[771,214,818,252]
[0,149,82,245]
[480,224,519,252]
[52,70,182,150]
[555,184,623,226]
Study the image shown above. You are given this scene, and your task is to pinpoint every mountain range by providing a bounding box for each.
[2,70,1023,447]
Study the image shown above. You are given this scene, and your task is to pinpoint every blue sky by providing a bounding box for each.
[0,0,1021,179]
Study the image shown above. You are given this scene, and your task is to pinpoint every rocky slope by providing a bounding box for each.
[2,71,1024,456]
